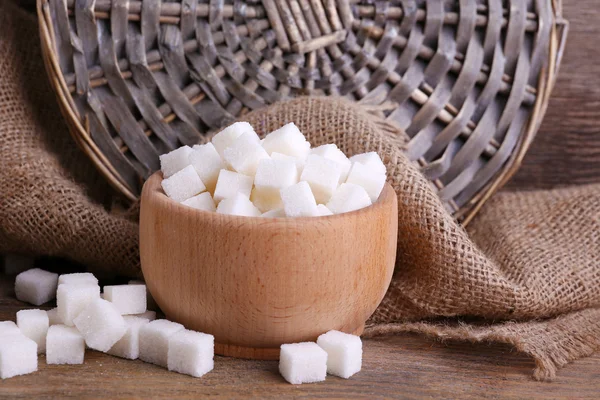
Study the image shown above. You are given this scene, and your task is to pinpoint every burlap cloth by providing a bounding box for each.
[1,1,599,380]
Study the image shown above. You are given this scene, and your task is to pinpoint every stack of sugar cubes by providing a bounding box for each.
[160,122,387,217]
[1,268,214,379]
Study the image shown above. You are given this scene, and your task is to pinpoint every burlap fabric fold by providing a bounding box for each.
[1,1,599,380]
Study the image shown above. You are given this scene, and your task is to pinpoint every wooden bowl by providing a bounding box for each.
[140,172,398,360]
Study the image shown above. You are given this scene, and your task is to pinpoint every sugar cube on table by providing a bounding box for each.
[281,181,319,217]
[103,284,147,315]
[316,204,333,216]
[261,208,286,218]
[317,330,362,379]
[107,316,150,360]
[132,310,157,321]
[160,146,193,178]
[211,122,257,157]
[181,192,216,212]
[261,123,311,159]
[57,283,101,326]
[139,319,184,367]
[326,183,372,214]
[0,321,21,336]
[161,165,206,202]
[46,308,61,325]
[271,152,305,179]
[252,158,298,212]
[346,162,386,202]
[0,334,37,379]
[279,342,327,384]
[46,325,85,365]
[213,169,254,203]
[300,155,341,204]
[73,298,127,352]
[16,309,49,354]
[223,132,270,176]
[349,152,386,175]
[15,268,59,306]
[216,193,261,217]
[189,143,225,193]
[168,329,214,378]
[58,272,99,286]
[311,144,352,183]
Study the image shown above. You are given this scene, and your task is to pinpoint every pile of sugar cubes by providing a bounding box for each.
[3,267,363,384]
[160,122,387,217]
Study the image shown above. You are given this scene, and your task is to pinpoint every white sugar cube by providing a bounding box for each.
[57,284,101,326]
[300,155,341,204]
[316,204,333,216]
[281,181,319,217]
[103,285,147,315]
[16,309,49,354]
[261,209,286,218]
[167,330,214,377]
[217,193,261,217]
[0,321,20,336]
[139,319,184,367]
[46,325,84,365]
[15,268,59,306]
[317,330,362,379]
[349,152,386,175]
[161,165,206,202]
[0,334,37,379]
[58,272,98,286]
[279,342,327,384]
[132,310,157,321]
[189,143,225,193]
[262,123,310,159]
[271,152,305,178]
[213,169,253,203]
[160,146,193,178]
[326,183,372,214]
[73,298,127,352]
[107,316,150,360]
[311,144,351,183]
[252,158,298,211]
[223,132,270,176]
[46,308,61,325]
[181,192,216,212]
[346,162,386,202]
[211,122,257,157]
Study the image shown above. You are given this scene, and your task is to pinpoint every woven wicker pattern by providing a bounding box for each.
[37,0,567,222]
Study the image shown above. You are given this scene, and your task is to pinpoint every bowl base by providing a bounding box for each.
[214,324,365,360]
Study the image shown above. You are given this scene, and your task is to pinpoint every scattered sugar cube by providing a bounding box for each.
[58,272,98,286]
[132,310,157,321]
[213,169,254,203]
[317,330,362,379]
[262,123,311,159]
[261,209,286,218]
[57,284,101,326]
[300,155,341,204]
[316,204,333,216]
[129,280,158,311]
[2,254,34,275]
[46,308,61,325]
[346,162,386,202]
[46,325,85,365]
[281,181,318,217]
[0,334,37,379]
[311,144,351,183]
[160,146,193,178]
[107,316,150,360]
[167,330,214,377]
[15,268,59,306]
[16,309,49,354]
[252,158,298,211]
[181,192,216,212]
[73,298,127,352]
[217,193,261,217]
[279,342,327,384]
[189,143,225,193]
[0,321,21,336]
[326,183,372,214]
[271,152,305,179]
[139,319,184,367]
[161,165,206,202]
[349,152,386,175]
[103,285,147,315]
[211,122,257,158]
[223,132,270,176]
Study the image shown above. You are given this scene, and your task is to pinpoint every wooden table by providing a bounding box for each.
[0,273,598,399]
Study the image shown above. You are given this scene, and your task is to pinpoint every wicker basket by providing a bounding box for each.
[37,0,567,223]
